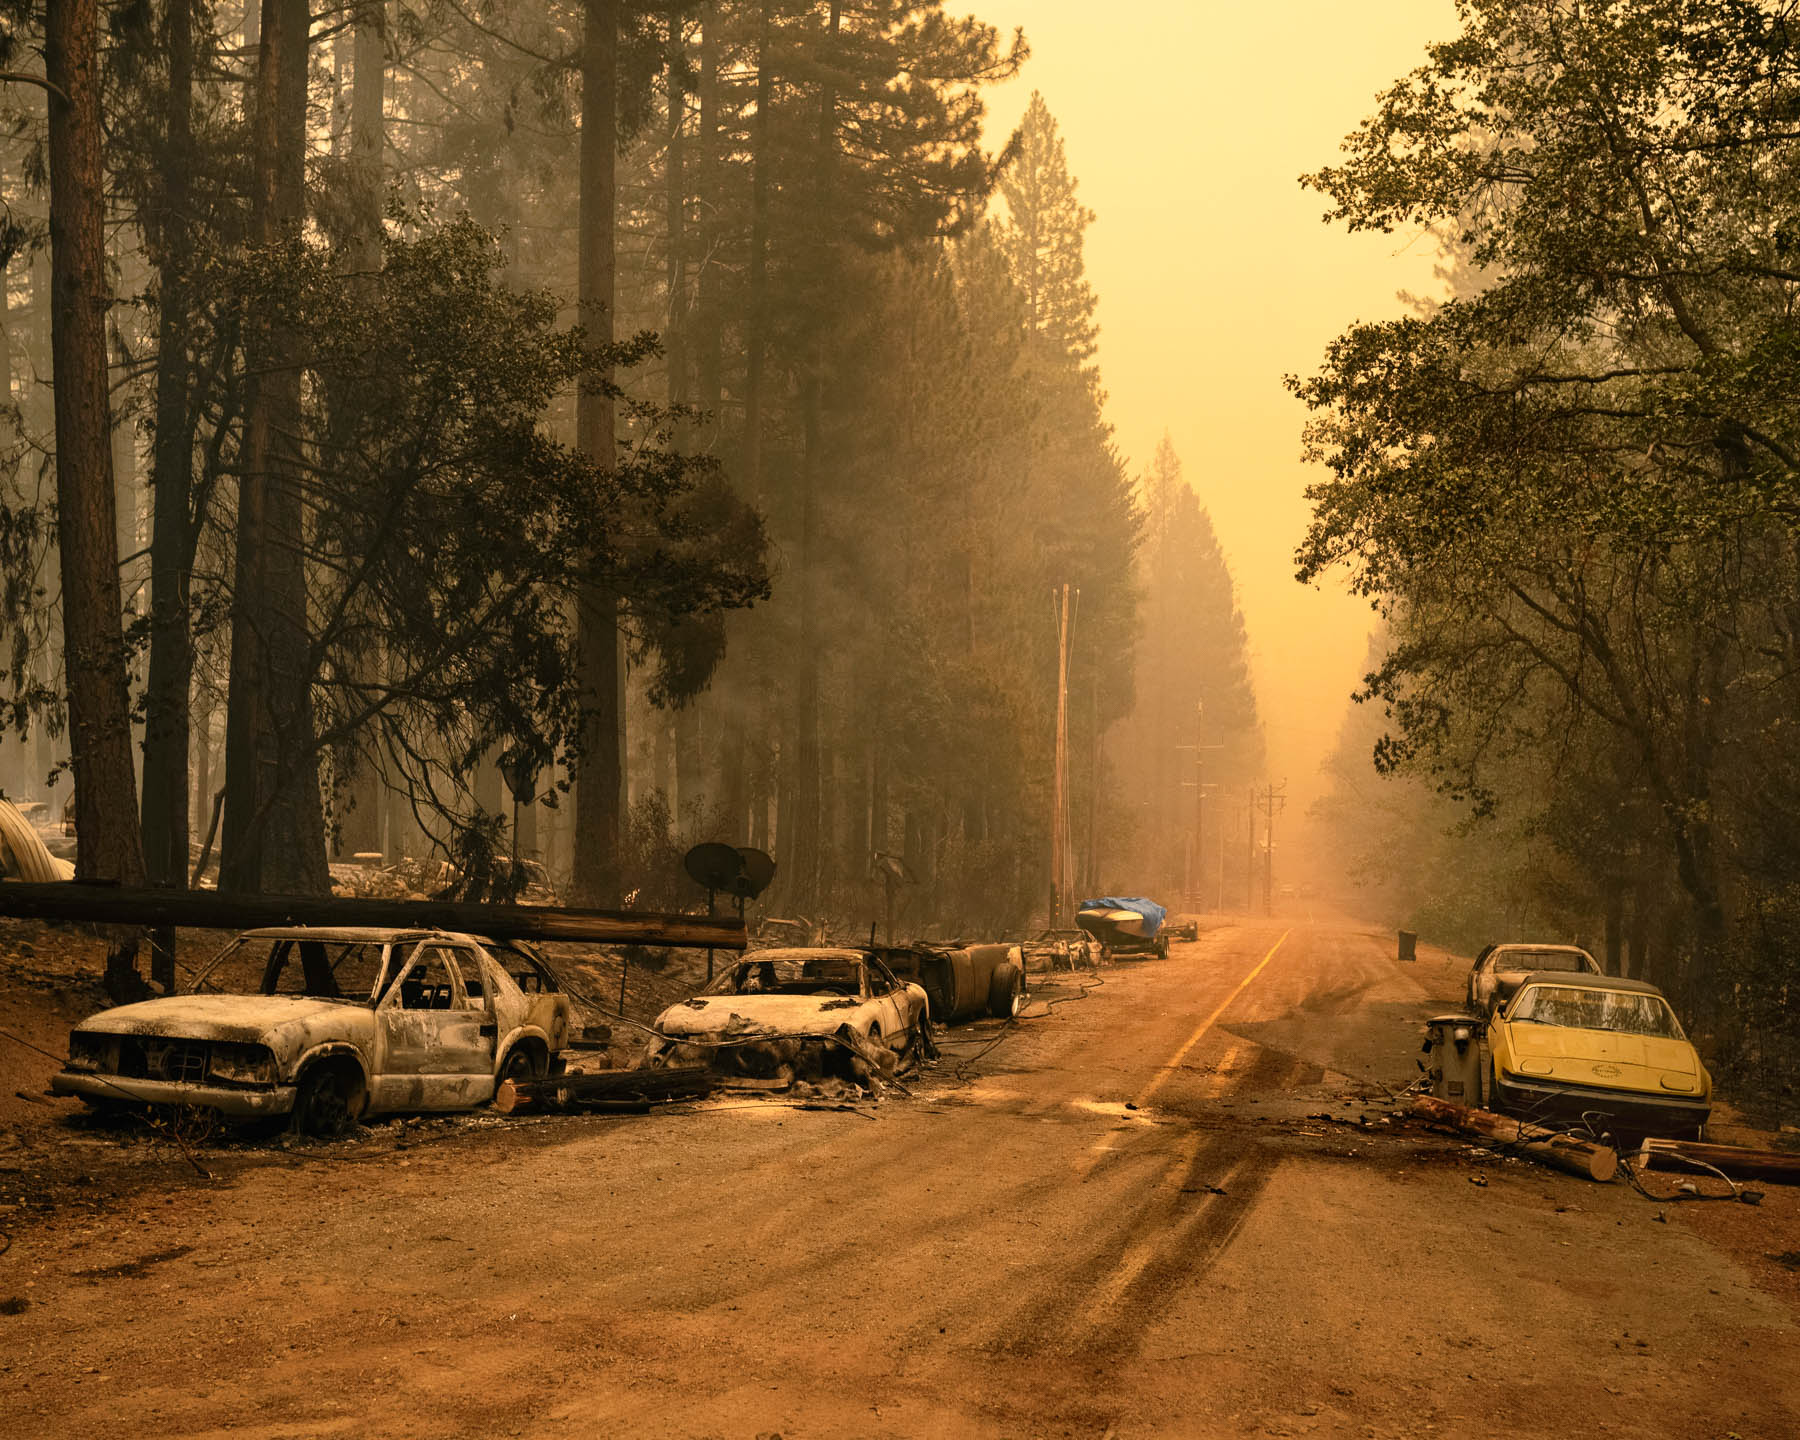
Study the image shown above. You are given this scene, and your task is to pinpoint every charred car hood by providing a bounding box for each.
[76,994,371,1046]
[655,993,872,1039]
[1500,1022,1706,1094]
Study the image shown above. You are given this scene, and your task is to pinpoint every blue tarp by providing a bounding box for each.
[1076,896,1167,937]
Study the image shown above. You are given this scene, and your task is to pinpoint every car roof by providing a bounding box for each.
[237,927,478,944]
[1491,943,1594,957]
[1511,972,1668,997]
[740,947,868,963]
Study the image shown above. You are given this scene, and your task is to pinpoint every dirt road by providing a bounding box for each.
[3,918,1798,1438]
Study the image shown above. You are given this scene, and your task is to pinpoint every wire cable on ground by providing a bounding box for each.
[0,1025,214,1178]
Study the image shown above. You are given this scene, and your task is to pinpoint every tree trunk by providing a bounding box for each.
[665,12,687,413]
[695,2,721,445]
[787,1,839,913]
[741,1,772,498]
[328,0,387,863]
[221,0,330,896]
[1603,883,1624,977]
[573,0,623,905]
[45,0,148,997]
[191,680,211,838]
[141,0,197,909]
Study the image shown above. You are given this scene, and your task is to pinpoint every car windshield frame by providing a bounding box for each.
[704,953,868,999]
[189,935,393,1004]
[1506,983,1686,1040]
[1493,948,1597,974]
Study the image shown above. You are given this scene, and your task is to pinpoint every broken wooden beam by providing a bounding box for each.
[1637,1137,1800,1185]
[0,883,746,951]
[1410,1095,1619,1183]
[493,1065,714,1115]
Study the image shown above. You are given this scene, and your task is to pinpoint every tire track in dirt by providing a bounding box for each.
[984,1044,1321,1360]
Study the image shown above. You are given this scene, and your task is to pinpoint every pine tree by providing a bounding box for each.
[996,91,1096,368]
[1112,436,1263,902]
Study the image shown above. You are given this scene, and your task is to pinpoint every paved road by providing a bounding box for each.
[4,918,1798,1438]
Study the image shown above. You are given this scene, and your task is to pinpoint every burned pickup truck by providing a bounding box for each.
[52,927,575,1135]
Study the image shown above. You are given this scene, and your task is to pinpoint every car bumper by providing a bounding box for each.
[1492,1072,1709,1136]
[50,1070,296,1117]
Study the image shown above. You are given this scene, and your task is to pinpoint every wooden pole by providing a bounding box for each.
[1049,584,1072,928]
[1411,1096,1619,1182]
[0,882,747,950]
[1637,1137,1800,1185]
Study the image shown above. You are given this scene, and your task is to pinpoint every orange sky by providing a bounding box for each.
[981,1,1454,826]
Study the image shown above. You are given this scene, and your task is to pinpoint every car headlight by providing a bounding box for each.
[206,1042,278,1087]
[67,1031,116,1072]
[1659,1074,1698,1093]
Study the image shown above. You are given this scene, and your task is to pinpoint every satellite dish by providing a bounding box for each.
[683,842,744,894]
[732,847,776,900]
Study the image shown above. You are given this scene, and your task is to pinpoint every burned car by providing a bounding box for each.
[1486,974,1711,1138]
[51,927,574,1135]
[1465,942,1601,1015]
[882,942,1026,1023]
[642,947,929,1085]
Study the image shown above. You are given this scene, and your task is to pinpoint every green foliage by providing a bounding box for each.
[1297,0,1800,1091]
[217,210,768,852]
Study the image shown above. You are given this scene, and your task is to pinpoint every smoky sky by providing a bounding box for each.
[982,0,1453,817]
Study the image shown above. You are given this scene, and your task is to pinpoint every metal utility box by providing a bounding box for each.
[1421,1013,1484,1104]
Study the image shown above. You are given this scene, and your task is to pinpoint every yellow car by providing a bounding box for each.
[1487,975,1711,1138]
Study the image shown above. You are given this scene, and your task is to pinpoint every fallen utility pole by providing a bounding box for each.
[1411,1095,1619,1182]
[1637,1137,1800,1185]
[493,1064,714,1115]
[0,883,747,951]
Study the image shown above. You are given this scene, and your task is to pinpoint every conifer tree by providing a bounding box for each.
[996,90,1096,368]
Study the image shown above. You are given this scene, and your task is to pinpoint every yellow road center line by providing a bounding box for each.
[1134,929,1291,1108]
[1205,1039,1247,1097]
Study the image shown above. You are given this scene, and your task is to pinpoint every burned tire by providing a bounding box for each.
[292,1061,362,1139]
[988,961,1024,1019]
[500,1043,548,1085]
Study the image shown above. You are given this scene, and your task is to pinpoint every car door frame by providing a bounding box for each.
[861,956,911,1045]
[369,938,500,1113]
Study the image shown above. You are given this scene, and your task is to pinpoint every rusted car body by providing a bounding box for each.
[879,943,1026,1022]
[1465,942,1601,1016]
[51,927,574,1134]
[643,947,929,1084]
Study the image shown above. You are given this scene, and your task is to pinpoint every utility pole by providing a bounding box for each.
[1217,804,1226,912]
[1261,781,1288,917]
[1245,786,1256,914]
[1177,702,1223,910]
[1048,584,1077,927]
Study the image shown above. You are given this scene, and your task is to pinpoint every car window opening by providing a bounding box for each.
[258,939,388,1002]
[399,950,458,1011]
[714,956,864,997]
[1501,950,1593,973]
